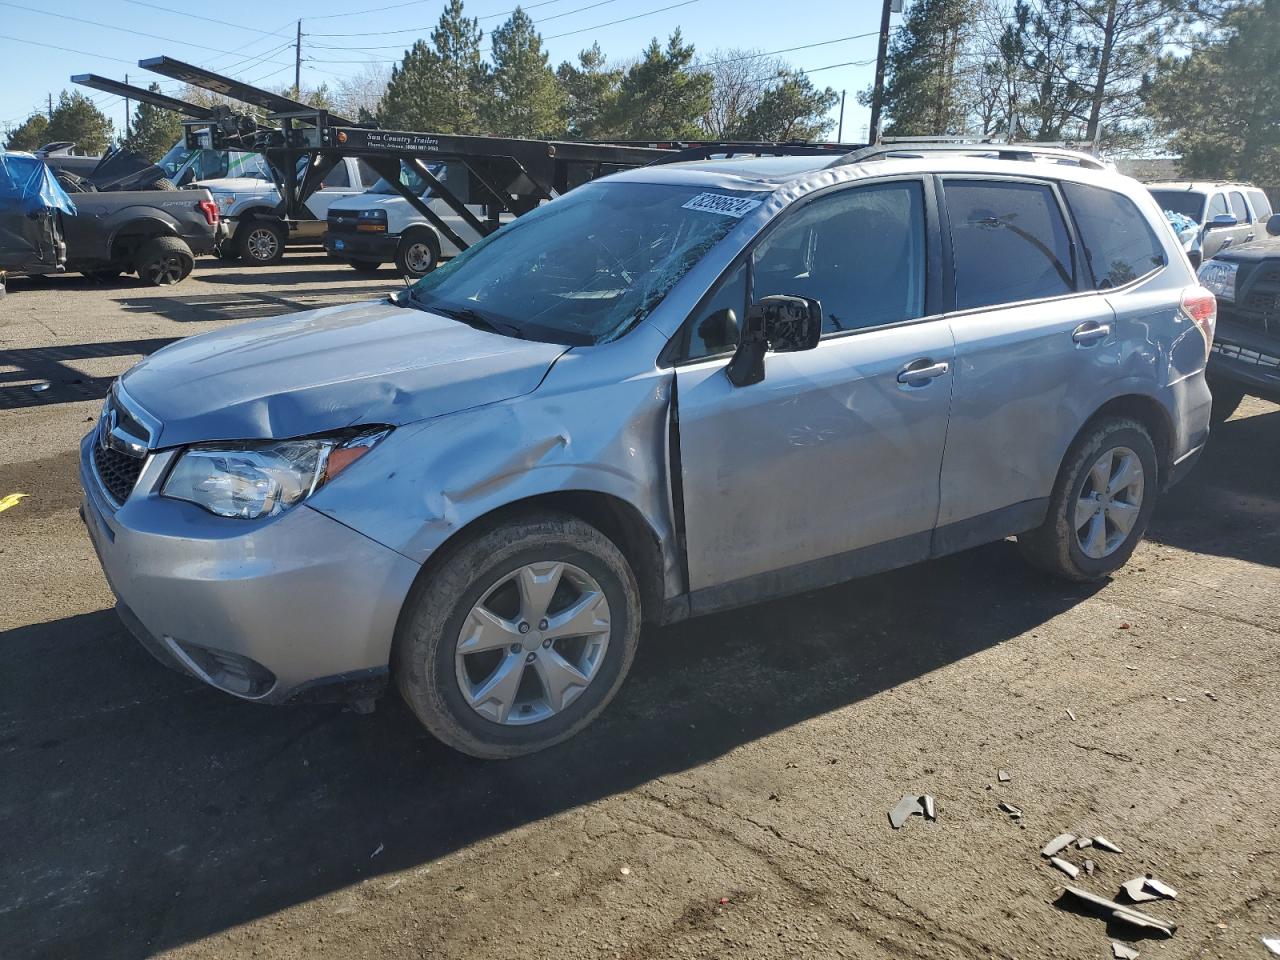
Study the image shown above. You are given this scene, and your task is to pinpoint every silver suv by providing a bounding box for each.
[81,146,1217,758]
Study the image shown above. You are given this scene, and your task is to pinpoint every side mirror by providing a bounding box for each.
[1208,213,1238,229]
[725,295,822,388]
[1267,213,1280,237]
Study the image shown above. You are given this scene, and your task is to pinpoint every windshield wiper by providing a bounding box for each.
[418,300,524,339]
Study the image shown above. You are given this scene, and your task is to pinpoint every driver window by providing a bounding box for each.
[322,162,351,189]
[752,181,927,334]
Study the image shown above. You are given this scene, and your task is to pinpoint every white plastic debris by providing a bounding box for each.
[999,801,1023,819]
[921,794,936,820]
[998,769,1011,782]
[1260,937,1280,955]
[619,865,631,876]
[889,794,924,829]
[1077,836,1093,849]
[1042,834,1077,857]
[1112,942,1140,959]
[1060,885,1176,937]
[1066,708,1077,721]
[1050,856,1080,879]
[1093,836,1124,853]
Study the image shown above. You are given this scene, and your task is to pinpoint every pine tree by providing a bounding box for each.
[121,83,183,162]
[609,31,712,139]
[557,44,622,139]
[485,7,564,137]
[380,0,487,133]
[1144,0,1280,181]
[4,113,49,151]
[728,71,837,141]
[45,91,114,154]
[872,0,976,136]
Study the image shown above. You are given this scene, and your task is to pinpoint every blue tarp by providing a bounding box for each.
[0,150,77,217]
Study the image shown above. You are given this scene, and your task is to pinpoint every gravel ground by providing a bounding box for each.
[2,253,1278,960]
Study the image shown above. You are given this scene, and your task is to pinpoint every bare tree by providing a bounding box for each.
[698,49,787,138]
[334,63,392,121]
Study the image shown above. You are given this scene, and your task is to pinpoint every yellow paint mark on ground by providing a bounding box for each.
[0,492,30,513]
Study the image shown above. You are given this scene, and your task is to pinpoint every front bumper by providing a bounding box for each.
[79,432,421,704]
[1207,318,1280,403]
[324,230,398,261]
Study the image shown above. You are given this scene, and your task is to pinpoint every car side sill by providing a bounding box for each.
[667,498,1049,623]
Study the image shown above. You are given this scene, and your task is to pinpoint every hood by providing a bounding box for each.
[1215,235,1280,263]
[328,192,421,212]
[194,177,276,193]
[121,300,569,447]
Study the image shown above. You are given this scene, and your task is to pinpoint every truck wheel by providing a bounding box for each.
[1017,417,1158,582]
[149,178,177,191]
[1209,385,1245,424]
[237,220,287,266]
[347,259,383,273]
[394,511,641,759]
[395,232,439,279]
[136,237,194,286]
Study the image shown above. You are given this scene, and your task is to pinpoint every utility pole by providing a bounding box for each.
[294,20,302,96]
[124,73,131,141]
[837,90,846,142]
[47,93,53,120]
[867,0,894,144]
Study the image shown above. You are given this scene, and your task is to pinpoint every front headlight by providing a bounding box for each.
[1198,259,1237,303]
[162,428,389,519]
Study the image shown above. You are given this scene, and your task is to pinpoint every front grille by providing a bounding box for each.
[1223,265,1280,333]
[327,213,358,235]
[92,436,145,505]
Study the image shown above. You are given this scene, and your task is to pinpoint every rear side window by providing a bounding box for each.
[1247,189,1273,219]
[1062,182,1166,289]
[1229,191,1251,222]
[944,180,1074,310]
[322,162,351,188]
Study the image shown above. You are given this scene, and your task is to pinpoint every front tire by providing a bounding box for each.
[395,231,439,279]
[394,511,641,759]
[1017,417,1158,581]
[236,219,287,266]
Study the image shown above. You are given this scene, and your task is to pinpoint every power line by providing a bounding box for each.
[115,0,291,36]
[309,0,622,39]
[0,32,136,65]
[0,1,295,63]
[308,0,704,63]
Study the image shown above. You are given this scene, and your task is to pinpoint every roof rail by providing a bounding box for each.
[830,139,1110,171]
[647,140,867,165]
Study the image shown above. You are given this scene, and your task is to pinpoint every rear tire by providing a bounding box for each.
[135,237,194,286]
[1017,417,1158,582]
[1209,385,1246,424]
[236,219,287,266]
[149,178,177,191]
[395,231,439,279]
[394,511,641,759]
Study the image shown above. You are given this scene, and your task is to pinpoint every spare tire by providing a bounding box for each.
[149,178,177,191]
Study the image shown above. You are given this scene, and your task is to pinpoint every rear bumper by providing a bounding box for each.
[79,432,420,705]
[324,231,398,261]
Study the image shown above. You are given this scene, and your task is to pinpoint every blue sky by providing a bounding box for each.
[0,0,891,144]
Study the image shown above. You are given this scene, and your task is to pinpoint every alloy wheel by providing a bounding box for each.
[455,561,611,726]
[246,228,279,262]
[145,255,186,285]
[1074,445,1144,559]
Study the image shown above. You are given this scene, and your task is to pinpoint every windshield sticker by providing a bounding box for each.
[682,193,764,218]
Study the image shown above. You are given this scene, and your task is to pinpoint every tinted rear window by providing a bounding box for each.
[944,180,1074,310]
[1247,189,1273,219]
[1062,182,1166,289]
[1149,189,1205,223]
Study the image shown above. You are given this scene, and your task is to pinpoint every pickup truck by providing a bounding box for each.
[323,162,503,278]
[196,155,378,265]
[1197,210,1280,420]
[59,179,223,285]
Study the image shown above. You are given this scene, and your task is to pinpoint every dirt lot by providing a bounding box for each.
[2,253,1278,960]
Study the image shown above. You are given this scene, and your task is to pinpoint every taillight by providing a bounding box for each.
[197,200,219,226]
[1181,285,1216,359]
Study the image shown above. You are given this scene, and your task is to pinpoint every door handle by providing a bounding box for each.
[897,359,950,384]
[1072,321,1111,345]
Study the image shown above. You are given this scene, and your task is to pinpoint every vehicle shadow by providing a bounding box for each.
[193,264,400,287]
[114,288,390,323]
[0,541,1101,959]
[1146,403,1280,568]
[0,337,178,411]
